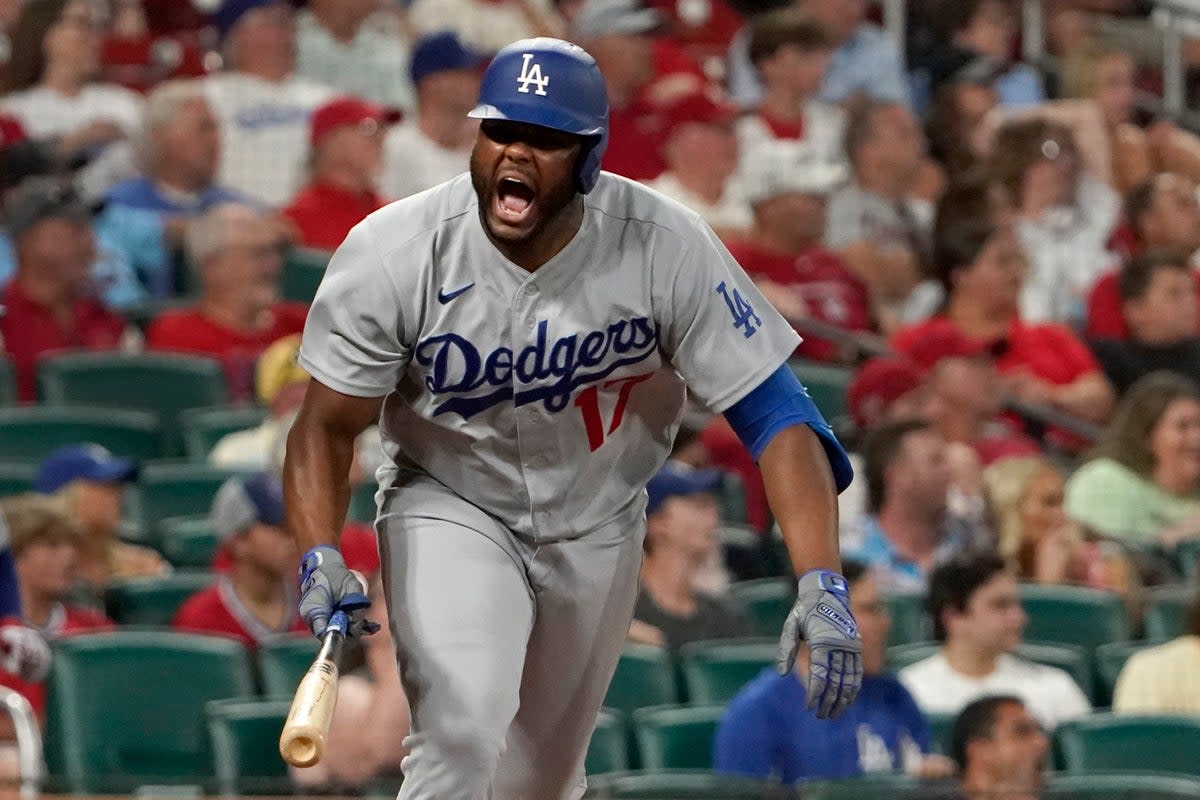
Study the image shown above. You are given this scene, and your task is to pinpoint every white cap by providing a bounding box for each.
[740,145,847,206]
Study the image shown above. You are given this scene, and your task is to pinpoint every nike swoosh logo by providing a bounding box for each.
[437,283,475,304]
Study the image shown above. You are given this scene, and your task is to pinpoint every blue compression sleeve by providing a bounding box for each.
[723,364,854,493]
[0,517,20,619]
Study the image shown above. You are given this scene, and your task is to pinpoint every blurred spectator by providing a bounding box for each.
[728,0,910,110]
[410,0,563,53]
[925,68,1004,180]
[944,695,1051,800]
[203,0,334,207]
[983,456,1136,595]
[1065,371,1200,549]
[1087,173,1200,340]
[1112,588,1200,714]
[146,204,305,401]
[825,101,932,330]
[736,10,843,166]
[1062,43,1200,193]
[100,0,207,93]
[630,464,750,652]
[715,560,952,781]
[891,217,1115,430]
[727,148,872,362]
[36,444,167,603]
[0,179,126,403]
[381,32,487,199]
[0,0,143,193]
[295,0,413,113]
[282,97,390,251]
[1090,250,1200,392]
[843,420,989,592]
[643,88,750,236]
[173,473,304,646]
[900,555,1092,729]
[105,80,244,216]
[989,115,1120,323]
[0,494,112,720]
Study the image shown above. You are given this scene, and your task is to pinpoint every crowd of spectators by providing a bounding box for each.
[1,0,1200,794]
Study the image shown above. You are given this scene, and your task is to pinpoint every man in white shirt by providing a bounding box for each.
[295,0,414,113]
[381,32,488,200]
[899,555,1092,730]
[643,88,751,236]
[204,0,334,207]
[1112,589,1200,715]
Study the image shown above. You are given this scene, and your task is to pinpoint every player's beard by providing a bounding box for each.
[470,149,579,247]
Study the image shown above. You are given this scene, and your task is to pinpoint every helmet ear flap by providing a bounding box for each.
[575,132,607,194]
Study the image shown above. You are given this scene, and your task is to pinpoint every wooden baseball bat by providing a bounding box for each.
[279,610,349,768]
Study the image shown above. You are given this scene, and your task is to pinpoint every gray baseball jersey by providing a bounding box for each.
[299,171,799,540]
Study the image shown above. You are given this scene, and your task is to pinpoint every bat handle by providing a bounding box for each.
[326,609,350,639]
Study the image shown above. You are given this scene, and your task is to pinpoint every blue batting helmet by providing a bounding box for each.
[469,38,610,194]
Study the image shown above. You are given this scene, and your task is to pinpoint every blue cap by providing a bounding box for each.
[35,444,138,494]
[211,472,285,539]
[410,31,489,86]
[213,0,283,39]
[645,463,723,517]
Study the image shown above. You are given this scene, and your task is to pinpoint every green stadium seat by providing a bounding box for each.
[728,578,792,638]
[887,641,1094,699]
[181,406,270,462]
[632,705,724,771]
[1094,641,1154,708]
[105,572,215,627]
[132,461,237,543]
[44,631,255,793]
[1144,585,1196,642]
[281,247,332,304]
[586,709,629,776]
[1019,584,1130,650]
[679,639,774,705]
[348,480,378,524]
[595,770,790,798]
[884,591,930,647]
[1176,539,1200,580]
[0,406,162,462]
[38,352,229,456]
[716,474,747,526]
[928,712,957,756]
[803,774,920,799]
[206,698,291,795]
[259,635,319,697]
[790,360,852,423]
[0,358,15,406]
[1055,714,1200,777]
[1046,771,1200,799]
[159,516,220,569]
[603,644,679,717]
[0,462,35,497]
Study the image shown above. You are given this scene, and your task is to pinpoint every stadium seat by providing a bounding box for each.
[678,639,774,705]
[594,770,791,798]
[887,641,1094,699]
[1176,539,1200,580]
[884,591,930,647]
[1019,584,1130,650]
[131,461,237,543]
[0,358,15,406]
[348,480,378,524]
[281,247,331,304]
[1093,641,1154,707]
[259,636,319,697]
[38,352,230,456]
[632,705,724,771]
[603,644,680,717]
[728,578,792,637]
[1055,714,1200,777]
[790,360,853,423]
[43,631,255,793]
[0,462,36,496]
[928,712,956,756]
[159,516,220,569]
[0,406,162,462]
[1144,585,1196,642]
[181,406,270,462]
[1045,771,1200,798]
[803,774,920,799]
[586,709,629,776]
[206,698,290,796]
[105,572,215,627]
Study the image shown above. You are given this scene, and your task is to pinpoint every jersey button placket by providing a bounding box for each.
[514,282,543,532]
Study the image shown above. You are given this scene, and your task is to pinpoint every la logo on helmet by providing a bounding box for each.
[516,53,550,96]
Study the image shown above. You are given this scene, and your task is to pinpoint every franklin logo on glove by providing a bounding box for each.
[777,569,865,719]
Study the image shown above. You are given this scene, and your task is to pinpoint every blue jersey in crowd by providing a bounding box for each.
[105,177,244,216]
[714,669,930,784]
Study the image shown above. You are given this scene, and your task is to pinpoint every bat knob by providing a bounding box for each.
[282,732,323,768]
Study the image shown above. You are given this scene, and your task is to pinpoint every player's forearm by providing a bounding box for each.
[758,425,842,576]
[283,408,359,552]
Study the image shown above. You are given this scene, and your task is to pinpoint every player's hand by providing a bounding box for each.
[776,569,864,720]
[298,545,381,639]
[0,624,51,682]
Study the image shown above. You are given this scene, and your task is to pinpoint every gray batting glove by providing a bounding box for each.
[298,545,380,639]
[776,569,864,720]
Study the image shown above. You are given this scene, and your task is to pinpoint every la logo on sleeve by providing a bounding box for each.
[517,53,550,96]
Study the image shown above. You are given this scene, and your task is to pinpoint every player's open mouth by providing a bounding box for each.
[494,176,536,225]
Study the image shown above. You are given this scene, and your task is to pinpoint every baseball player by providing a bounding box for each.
[284,37,862,799]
